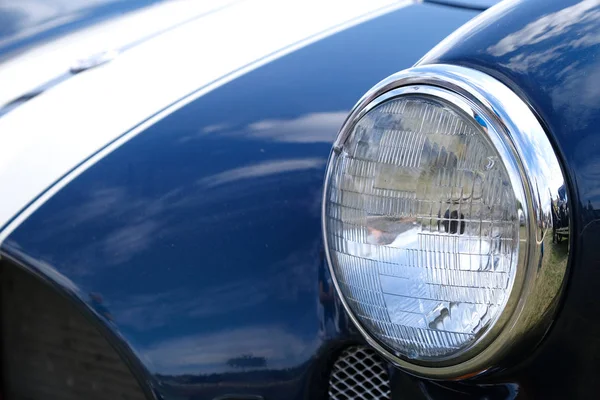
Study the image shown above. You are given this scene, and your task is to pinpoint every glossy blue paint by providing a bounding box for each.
[0,3,478,399]
[420,0,600,397]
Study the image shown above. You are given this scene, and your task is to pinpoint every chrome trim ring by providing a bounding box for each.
[322,64,570,379]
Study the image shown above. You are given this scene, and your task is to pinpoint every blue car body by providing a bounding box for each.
[0,0,595,398]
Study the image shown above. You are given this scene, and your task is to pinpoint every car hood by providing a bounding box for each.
[0,1,481,398]
[0,0,412,232]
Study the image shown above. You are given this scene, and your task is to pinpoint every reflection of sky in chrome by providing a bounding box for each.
[524,126,564,209]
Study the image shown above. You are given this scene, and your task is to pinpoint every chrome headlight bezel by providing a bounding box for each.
[322,64,570,379]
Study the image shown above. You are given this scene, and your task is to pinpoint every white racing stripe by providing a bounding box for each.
[0,0,240,108]
[0,0,412,241]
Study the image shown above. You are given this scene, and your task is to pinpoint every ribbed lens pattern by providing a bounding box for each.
[325,96,519,359]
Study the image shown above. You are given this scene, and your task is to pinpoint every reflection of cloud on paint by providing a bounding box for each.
[421,0,519,64]
[553,62,600,109]
[68,187,128,224]
[177,123,233,143]
[102,220,161,265]
[142,326,320,374]
[536,60,600,131]
[111,291,175,331]
[177,111,346,144]
[488,0,600,57]
[246,111,346,143]
[42,186,182,236]
[112,280,271,331]
[202,123,231,133]
[28,157,322,270]
[485,0,600,74]
[31,186,187,268]
[197,158,326,187]
[110,242,320,332]
[481,0,600,134]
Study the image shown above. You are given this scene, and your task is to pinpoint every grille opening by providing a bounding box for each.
[0,261,147,400]
[329,346,391,400]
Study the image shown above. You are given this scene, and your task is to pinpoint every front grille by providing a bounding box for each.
[1,262,146,400]
[328,346,391,400]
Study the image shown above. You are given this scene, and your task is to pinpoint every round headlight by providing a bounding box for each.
[322,64,569,378]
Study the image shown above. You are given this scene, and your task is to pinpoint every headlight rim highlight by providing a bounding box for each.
[322,64,570,379]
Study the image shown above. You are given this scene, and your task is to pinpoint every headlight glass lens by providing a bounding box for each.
[324,94,519,361]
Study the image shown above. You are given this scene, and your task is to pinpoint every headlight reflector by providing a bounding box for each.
[326,93,517,360]
[323,64,569,378]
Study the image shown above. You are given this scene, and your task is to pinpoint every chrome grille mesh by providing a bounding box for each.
[329,346,391,400]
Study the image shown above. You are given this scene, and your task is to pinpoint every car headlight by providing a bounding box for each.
[322,64,570,378]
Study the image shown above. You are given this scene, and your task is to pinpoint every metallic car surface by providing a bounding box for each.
[324,64,569,378]
[420,0,598,397]
[0,0,407,232]
[0,3,479,399]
